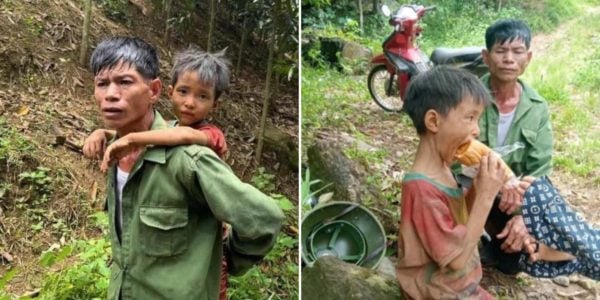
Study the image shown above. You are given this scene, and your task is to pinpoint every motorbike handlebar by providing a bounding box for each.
[425,6,437,11]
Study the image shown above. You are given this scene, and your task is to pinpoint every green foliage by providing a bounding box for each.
[238,168,298,299]
[95,0,128,21]
[271,193,295,212]
[344,144,387,168]
[301,168,331,207]
[22,16,43,37]
[38,239,110,300]
[0,268,18,299]
[228,234,298,300]
[574,47,600,90]
[251,167,277,192]
[19,167,52,195]
[0,117,32,166]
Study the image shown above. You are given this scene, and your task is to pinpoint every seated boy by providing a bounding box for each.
[396,66,506,299]
[83,47,231,300]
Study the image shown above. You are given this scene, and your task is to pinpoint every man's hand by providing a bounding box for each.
[497,215,530,253]
[83,129,108,160]
[498,176,536,214]
[100,136,142,172]
[473,153,505,204]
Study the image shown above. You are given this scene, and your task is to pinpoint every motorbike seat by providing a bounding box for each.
[430,47,484,64]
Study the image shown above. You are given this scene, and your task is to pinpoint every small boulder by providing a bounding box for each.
[302,256,403,300]
[341,40,372,61]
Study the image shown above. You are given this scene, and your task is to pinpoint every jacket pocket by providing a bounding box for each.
[139,207,189,257]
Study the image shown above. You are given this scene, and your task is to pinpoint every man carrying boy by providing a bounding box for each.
[88,36,283,300]
[85,46,233,300]
[396,66,505,299]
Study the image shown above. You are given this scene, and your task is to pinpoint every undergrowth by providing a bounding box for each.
[0,168,298,300]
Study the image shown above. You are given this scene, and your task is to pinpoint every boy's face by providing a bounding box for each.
[482,38,532,84]
[94,61,160,132]
[169,71,217,126]
[432,97,484,162]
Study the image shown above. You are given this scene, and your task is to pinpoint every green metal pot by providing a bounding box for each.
[302,201,387,269]
[308,220,367,265]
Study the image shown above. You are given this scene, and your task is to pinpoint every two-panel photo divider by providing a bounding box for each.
[0,1,599,300]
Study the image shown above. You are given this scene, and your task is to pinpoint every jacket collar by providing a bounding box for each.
[480,73,544,124]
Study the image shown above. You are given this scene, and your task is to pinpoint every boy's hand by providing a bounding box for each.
[100,136,141,172]
[473,153,505,204]
[83,129,107,159]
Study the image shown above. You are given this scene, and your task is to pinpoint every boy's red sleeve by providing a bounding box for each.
[198,125,227,158]
[410,190,468,267]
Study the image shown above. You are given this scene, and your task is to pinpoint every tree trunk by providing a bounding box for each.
[207,0,217,51]
[372,0,378,13]
[79,0,92,66]
[254,34,276,163]
[236,3,249,74]
[163,0,172,43]
[358,0,364,35]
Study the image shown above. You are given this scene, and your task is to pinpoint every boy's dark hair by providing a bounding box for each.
[90,36,159,80]
[403,66,491,135]
[170,47,230,101]
[485,19,531,51]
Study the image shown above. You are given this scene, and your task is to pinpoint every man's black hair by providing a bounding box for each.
[403,66,491,135]
[90,36,159,80]
[485,19,531,51]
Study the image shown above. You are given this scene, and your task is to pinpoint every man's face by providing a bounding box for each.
[94,61,160,132]
[483,38,532,83]
[168,71,217,126]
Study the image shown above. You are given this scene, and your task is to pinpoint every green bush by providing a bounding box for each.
[38,239,110,300]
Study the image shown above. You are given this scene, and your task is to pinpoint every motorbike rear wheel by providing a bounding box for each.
[367,64,403,112]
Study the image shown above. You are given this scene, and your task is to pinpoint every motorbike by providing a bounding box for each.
[368,4,488,112]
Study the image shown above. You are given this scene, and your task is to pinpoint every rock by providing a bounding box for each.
[552,275,570,287]
[375,256,396,280]
[341,41,372,61]
[306,132,376,204]
[568,274,580,283]
[577,278,597,291]
[306,132,396,232]
[302,256,403,300]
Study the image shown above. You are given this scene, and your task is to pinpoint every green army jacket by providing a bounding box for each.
[105,111,284,300]
[479,74,553,177]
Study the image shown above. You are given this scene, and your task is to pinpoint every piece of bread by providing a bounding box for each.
[455,139,515,182]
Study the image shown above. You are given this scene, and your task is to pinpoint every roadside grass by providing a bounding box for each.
[523,9,600,182]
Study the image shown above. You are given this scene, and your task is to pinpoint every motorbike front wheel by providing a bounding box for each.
[367,65,403,112]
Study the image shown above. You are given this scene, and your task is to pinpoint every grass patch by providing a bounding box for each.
[301,66,369,133]
[523,8,600,178]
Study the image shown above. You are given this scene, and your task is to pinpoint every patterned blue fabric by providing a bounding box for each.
[518,177,600,280]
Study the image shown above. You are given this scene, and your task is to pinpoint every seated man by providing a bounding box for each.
[475,18,552,274]
[475,19,599,279]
